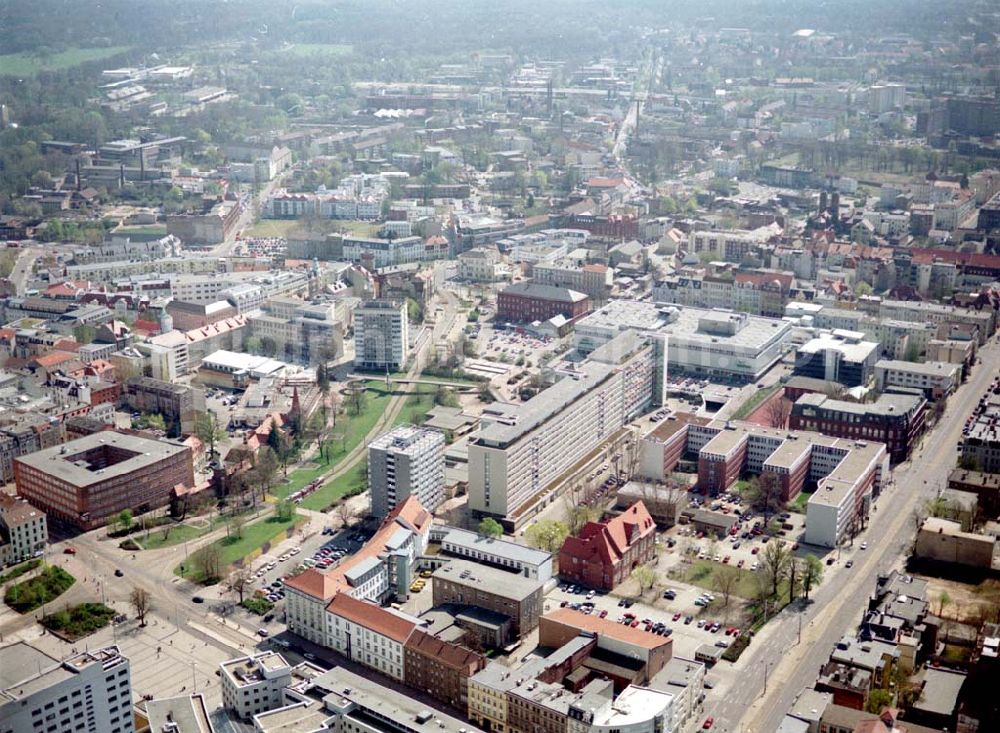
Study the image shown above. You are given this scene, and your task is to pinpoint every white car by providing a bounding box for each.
[860,542,868,550]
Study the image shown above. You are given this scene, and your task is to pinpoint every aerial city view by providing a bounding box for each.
[1,0,1000,731]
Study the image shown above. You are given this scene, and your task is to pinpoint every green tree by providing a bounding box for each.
[136,412,166,432]
[865,688,893,714]
[478,517,504,539]
[524,520,569,553]
[631,564,657,595]
[117,509,133,535]
[195,412,226,460]
[801,554,824,600]
[274,500,295,522]
[855,282,873,297]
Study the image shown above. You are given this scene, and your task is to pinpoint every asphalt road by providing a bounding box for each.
[697,336,1000,733]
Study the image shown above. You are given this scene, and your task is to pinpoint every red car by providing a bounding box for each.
[703,717,714,729]
[751,547,760,555]
[673,612,682,621]
[63,547,77,555]
[599,610,608,618]
[630,620,640,628]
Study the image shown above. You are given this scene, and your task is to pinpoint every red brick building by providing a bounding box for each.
[789,392,926,464]
[14,431,194,530]
[496,282,590,324]
[558,501,656,590]
[403,629,485,709]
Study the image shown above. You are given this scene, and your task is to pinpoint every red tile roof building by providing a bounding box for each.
[558,501,656,590]
[284,496,431,644]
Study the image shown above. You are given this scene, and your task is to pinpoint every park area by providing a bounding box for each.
[4,566,76,613]
[176,506,305,584]
[274,380,437,511]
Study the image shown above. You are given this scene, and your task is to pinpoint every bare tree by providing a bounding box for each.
[227,567,253,604]
[713,565,740,609]
[760,541,792,598]
[336,501,357,528]
[764,397,792,428]
[129,587,152,627]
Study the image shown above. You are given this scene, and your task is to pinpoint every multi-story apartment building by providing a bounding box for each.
[575,301,790,383]
[13,431,194,530]
[558,501,656,590]
[249,301,344,366]
[790,392,927,464]
[324,593,419,681]
[342,236,425,268]
[794,332,880,387]
[686,228,773,263]
[469,662,521,733]
[0,494,47,566]
[458,247,509,282]
[496,282,591,324]
[432,559,545,641]
[869,299,995,345]
[354,299,409,372]
[124,377,206,434]
[220,652,292,721]
[0,644,135,733]
[532,260,612,304]
[468,331,664,527]
[403,629,486,710]
[874,359,960,400]
[429,525,553,582]
[368,426,445,519]
[653,270,793,317]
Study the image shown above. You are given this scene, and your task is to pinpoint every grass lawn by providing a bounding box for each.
[217,512,306,566]
[275,44,354,59]
[141,521,216,550]
[789,490,813,514]
[300,461,366,512]
[731,385,780,420]
[392,387,437,427]
[685,560,763,600]
[334,220,380,237]
[4,566,76,613]
[41,603,115,641]
[243,219,306,238]
[0,559,42,586]
[0,46,132,76]
[177,511,306,581]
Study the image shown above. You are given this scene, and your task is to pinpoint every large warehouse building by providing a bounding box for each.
[13,431,194,530]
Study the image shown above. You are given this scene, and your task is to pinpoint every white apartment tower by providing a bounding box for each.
[354,299,409,372]
[0,645,135,733]
[368,426,445,519]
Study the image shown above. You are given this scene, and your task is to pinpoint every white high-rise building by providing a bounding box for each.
[368,426,445,518]
[0,644,135,733]
[354,300,409,372]
[468,331,665,528]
